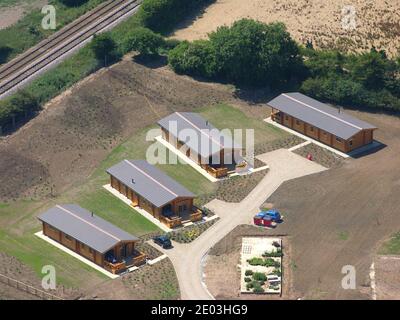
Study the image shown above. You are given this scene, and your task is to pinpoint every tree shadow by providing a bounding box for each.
[165,0,216,36]
[132,54,168,69]
[0,46,13,65]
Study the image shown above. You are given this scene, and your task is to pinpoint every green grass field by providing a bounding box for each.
[379,232,400,255]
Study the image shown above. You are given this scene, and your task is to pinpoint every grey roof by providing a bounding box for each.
[268,93,377,140]
[157,112,242,158]
[38,204,138,254]
[106,160,195,208]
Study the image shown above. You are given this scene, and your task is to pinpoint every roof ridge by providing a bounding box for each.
[55,205,121,242]
[175,112,224,149]
[124,160,179,199]
[283,94,363,131]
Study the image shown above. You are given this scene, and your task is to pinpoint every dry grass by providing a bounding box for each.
[172,0,400,57]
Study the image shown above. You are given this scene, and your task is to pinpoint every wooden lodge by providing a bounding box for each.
[157,112,243,178]
[38,204,146,274]
[268,93,377,153]
[107,160,203,229]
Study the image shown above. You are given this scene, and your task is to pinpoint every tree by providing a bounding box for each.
[168,40,218,78]
[90,33,120,66]
[349,50,391,90]
[208,19,303,86]
[123,27,165,56]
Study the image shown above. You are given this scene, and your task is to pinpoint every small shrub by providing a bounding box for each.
[244,277,252,283]
[252,283,265,294]
[246,282,254,290]
[245,270,253,276]
[247,257,264,266]
[252,272,267,282]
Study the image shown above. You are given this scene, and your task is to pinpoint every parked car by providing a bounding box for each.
[253,212,277,228]
[153,235,172,249]
[260,209,282,222]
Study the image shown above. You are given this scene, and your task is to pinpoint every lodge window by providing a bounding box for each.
[89,248,94,254]
[336,137,342,142]
[285,115,289,120]
[349,140,353,146]
[65,234,73,241]
[178,205,187,213]
[296,120,300,125]
[310,126,314,132]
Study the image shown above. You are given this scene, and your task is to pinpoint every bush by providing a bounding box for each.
[246,282,254,290]
[247,257,264,266]
[271,268,282,277]
[122,27,165,56]
[90,32,121,66]
[245,270,253,276]
[244,277,252,283]
[168,19,305,87]
[252,283,265,294]
[252,272,267,282]
[168,40,218,78]
[262,248,282,258]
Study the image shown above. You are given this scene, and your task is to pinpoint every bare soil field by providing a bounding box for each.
[374,256,400,300]
[172,0,400,57]
[204,225,295,299]
[263,111,400,299]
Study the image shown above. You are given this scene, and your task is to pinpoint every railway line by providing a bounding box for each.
[0,0,141,99]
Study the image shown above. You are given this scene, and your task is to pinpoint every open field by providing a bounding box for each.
[172,0,400,57]
[263,111,400,299]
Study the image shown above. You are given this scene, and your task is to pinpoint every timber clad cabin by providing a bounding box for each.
[38,204,146,274]
[107,160,203,229]
[268,93,377,153]
[157,112,243,178]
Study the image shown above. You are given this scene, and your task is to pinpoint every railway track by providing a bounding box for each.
[0,0,141,99]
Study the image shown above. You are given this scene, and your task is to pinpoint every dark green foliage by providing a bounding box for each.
[244,277,252,283]
[90,33,121,66]
[0,90,40,128]
[244,270,253,276]
[138,0,214,33]
[60,0,88,6]
[252,272,267,282]
[252,282,265,294]
[247,257,265,266]
[302,48,400,112]
[168,19,304,87]
[122,27,165,56]
[168,40,218,78]
[262,248,282,258]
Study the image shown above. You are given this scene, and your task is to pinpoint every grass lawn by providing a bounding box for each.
[379,232,400,255]
[199,103,288,146]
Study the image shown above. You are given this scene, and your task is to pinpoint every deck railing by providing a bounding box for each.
[190,207,203,222]
[104,260,126,274]
[159,215,182,228]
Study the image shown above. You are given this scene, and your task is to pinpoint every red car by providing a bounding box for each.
[253,212,277,228]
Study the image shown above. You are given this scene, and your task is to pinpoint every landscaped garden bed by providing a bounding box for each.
[168,219,219,243]
[241,237,283,294]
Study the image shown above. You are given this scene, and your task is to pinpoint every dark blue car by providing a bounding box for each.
[153,235,172,249]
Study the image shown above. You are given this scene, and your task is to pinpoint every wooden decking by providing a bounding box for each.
[104,250,147,274]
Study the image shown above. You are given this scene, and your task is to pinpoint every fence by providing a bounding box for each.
[0,272,63,300]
